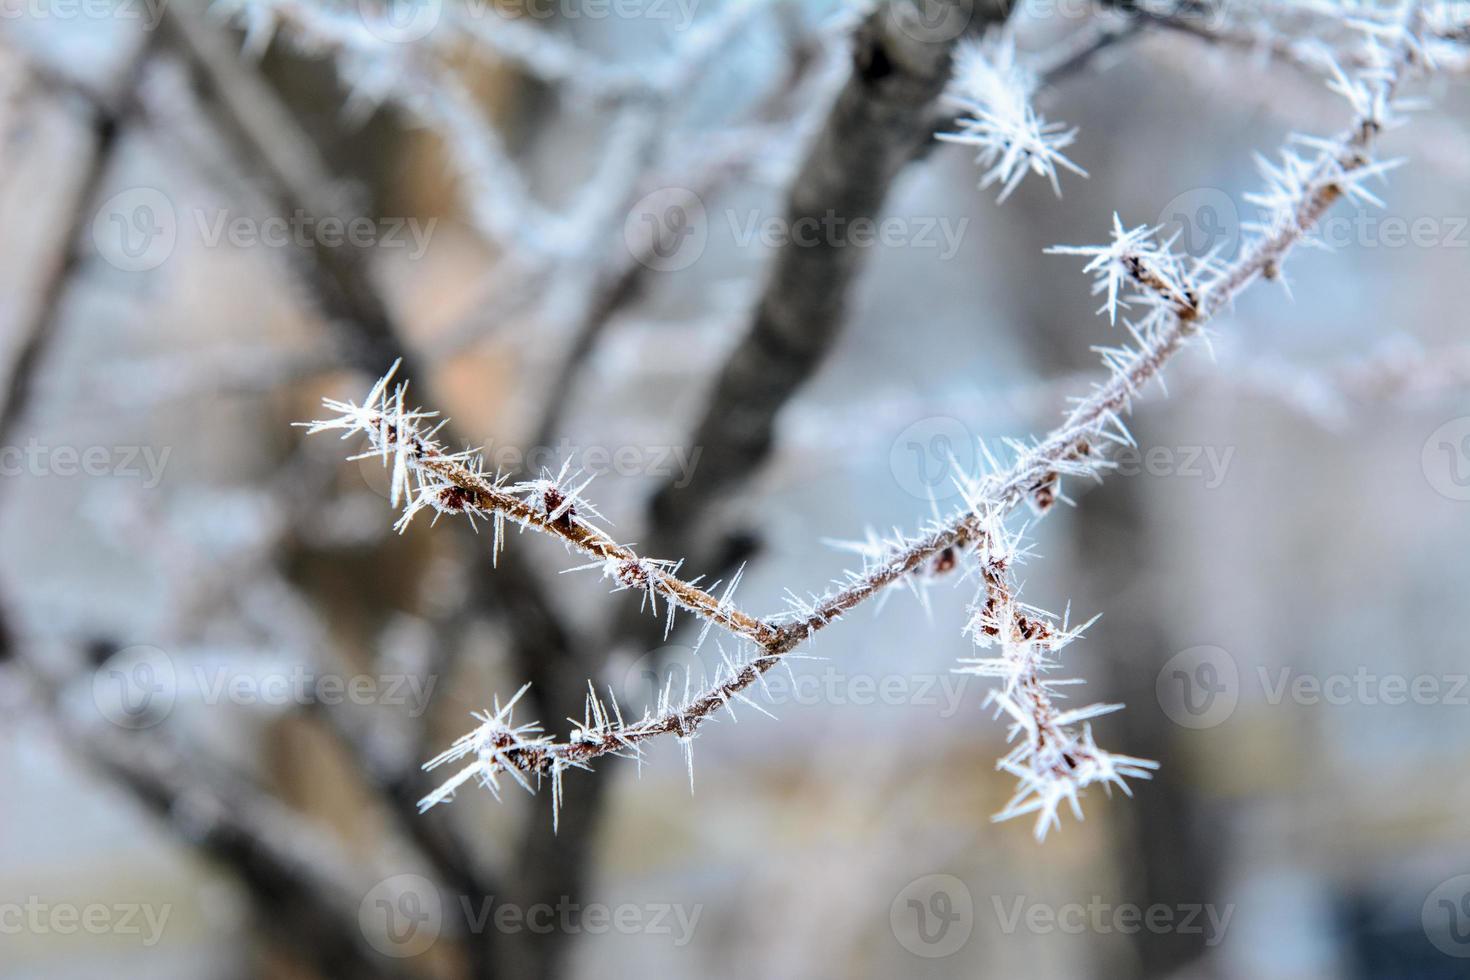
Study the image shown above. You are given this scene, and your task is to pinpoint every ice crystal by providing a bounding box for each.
[957,516,1157,840]
[938,36,1088,202]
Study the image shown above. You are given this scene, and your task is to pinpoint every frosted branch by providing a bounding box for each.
[297,0,1435,838]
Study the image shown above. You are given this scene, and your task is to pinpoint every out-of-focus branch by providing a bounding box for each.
[520,24,841,452]
[16,654,406,979]
[219,0,783,259]
[1108,0,1468,75]
[0,36,158,670]
[0,33,428,979]
[1030,12,1143,84]
[147,14,525,958]
[156,2,404,376]
[157,0,588,701]
[153,12,610,977]
[640,0,1013,577]
[0,40,153,465]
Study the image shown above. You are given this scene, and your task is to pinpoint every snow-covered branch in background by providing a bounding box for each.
[215,0,782,256]
[1122,0,1469,77]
